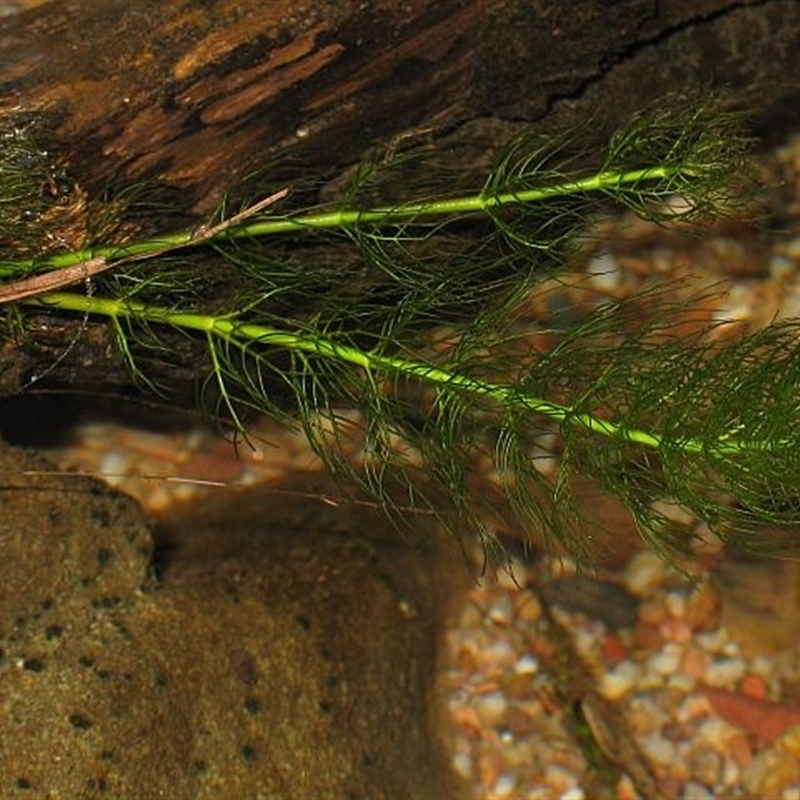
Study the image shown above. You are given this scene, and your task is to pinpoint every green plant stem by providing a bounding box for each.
[33,290,758,459]
[0,165,686,278]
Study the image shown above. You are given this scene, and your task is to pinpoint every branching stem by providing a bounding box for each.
[0,165,686,280]
[33,290,754,459]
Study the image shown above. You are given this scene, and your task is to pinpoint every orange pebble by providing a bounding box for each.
[684,581,721,631]
[639,599,666,626]
[633,621,663,650]
[659,617,693,644]
[739,672,768,699]
[602,633,628,664]
[450,705,483,737]
[727,731,753,767]
[616,774,639,800]
[682,647,711,680]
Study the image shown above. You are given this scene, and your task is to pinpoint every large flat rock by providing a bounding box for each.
[0,444,466,798]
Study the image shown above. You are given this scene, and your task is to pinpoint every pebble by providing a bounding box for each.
[664,590,688,618]
[695,629,729,654]
[515,592,543,623]
[704,657,746,687]
[681,646,712,681]
[738,671,767,698]
[586,251,622,293]
[681,780,715,800]
[452,751,473,780]
[487,594,515,626]
[483,636,517,669]
[621,550,670,596]
[778,725,800,758]
[640,732,677,766]
[683,581,720,632]
[666,672,695,692]
[659,616,693,644]
[600,660,639,700]
[743,749,800,797]
[490,773,517,797]
[474,690,509,727]
[514,653,539,676]
[543,765,582,795]
[648,645,683,676]
[686,747,723,787]
[770,252,796,280]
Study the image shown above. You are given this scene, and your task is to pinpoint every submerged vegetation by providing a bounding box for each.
[1,98,797,561]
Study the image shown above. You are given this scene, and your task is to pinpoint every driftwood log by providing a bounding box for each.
[0,0,798,400]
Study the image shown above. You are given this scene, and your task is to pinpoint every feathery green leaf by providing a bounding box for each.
[5,97,786,562]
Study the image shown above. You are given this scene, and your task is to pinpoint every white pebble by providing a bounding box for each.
[648,646,682,676]
[681,781,715,800]
[665,591,687,618]
[97,450,129,485]
[487,594,514,626]
[770,253,796,280]
[667,672,696,692]
[587,251,621,293]
[640,733,677,766]
[600,660,639,700]
[722,757,740,788]
[662,193,695,216]
[721,640,741,658]
[696,629,729,654]
[704,657,745,687]
[571,627,599,660]
[622,550,669,596]
[451,751,472,780]
[696,718,736,748]
[514,653,539,675]
[474,690,508,726]
[491,773,517,797]
[483,636,516,667]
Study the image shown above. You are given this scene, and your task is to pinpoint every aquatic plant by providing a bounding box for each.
[3,98,795,561]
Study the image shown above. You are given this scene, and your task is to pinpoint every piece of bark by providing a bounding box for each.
[0,0,767,214]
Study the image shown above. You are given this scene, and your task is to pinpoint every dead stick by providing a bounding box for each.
[0,187,290,305]
[0,255,111,303]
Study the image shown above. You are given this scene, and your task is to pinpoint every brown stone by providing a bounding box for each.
[0,441,467,798]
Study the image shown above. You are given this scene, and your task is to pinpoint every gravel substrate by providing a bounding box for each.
[447,547,800,799]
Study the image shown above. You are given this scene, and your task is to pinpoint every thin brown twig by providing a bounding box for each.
[0,187,290,305]
[0,255,110,304]
[9,467,438,515]
[189,187,290,240]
